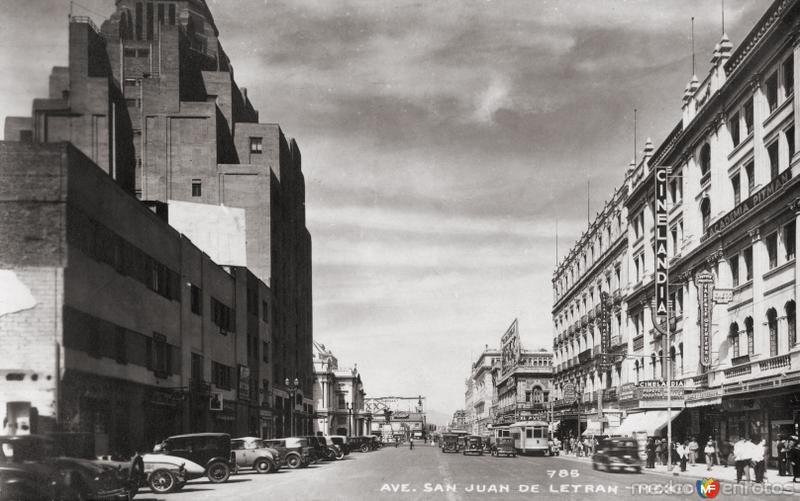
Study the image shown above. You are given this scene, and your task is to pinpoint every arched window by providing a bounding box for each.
[119,12,130,39]
[729,322,740,358]
[650,353,657,379]
[745,317,754,355]
[634,360,640,384]
[768,308,778,356]
[699,143,711,180]
[700,197,711,231]
[787,301,796,348]
[658,350,664,379]
[679,343,684,374]
[532,387,544,403]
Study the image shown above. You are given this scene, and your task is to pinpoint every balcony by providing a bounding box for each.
[633,335,644,351]
[612,290,622,303]
[731,354,750,366]
[578,349,593,364]
[724,364,752,378]
[759,353,791,371]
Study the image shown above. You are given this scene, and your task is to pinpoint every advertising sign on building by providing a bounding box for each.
[562,383,576,404]
[238,365,250,401]
[696,270,714,367]
[599,291,612,368]
[500,319,521,376]
[654,165,669,319]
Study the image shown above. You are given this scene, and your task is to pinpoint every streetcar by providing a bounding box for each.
[507,421,550,455]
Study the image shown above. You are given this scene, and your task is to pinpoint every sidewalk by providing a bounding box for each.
[557,452,800,491]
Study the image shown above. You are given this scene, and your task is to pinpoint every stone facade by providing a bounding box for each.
[312,342,370,436]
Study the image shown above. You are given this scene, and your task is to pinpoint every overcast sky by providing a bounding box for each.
[1,0,767,420]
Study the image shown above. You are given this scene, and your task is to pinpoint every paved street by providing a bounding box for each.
[133,444,800,501]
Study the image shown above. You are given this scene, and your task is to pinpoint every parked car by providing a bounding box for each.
[0,434,141,501]
[441,433,460,453]
[300,436,326,463]
[326,435,351,456]
[491,437,516,457]
[592,437,642,473]
[347,436,369,453]
[463,435,484,456]
[263,437,312,469]
[315,435,345,460]
[231,437,281,473]
[152,433,234,483]
[139,452,204,494]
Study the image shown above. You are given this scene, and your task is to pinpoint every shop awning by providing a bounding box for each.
[616,410,681,437]
[582,420,602,436]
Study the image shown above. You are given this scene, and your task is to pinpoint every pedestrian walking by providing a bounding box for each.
[677,441,688,472]
[778,437,788,476]
[409,438,414,450]
[688,437,699,466]
[712,438,722,466]
[734,437,751,483]
[645,438,656,469]
[395,437,399,448]
[654,439,663,466]
[751,436,766,483]
[704,439,716,471]
[788,438,800,482]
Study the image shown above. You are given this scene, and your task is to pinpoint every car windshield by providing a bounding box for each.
[330,437,343,445]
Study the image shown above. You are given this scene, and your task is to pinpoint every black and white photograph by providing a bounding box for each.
[2,0,800,499]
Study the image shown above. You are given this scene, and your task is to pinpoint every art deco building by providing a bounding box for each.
[1,0,314,453]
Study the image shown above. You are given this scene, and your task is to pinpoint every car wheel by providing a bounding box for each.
[361,444,370,453]
[207,461,231,483]
[255,458,274,474]
[286,453,302,469]
[128,454,144,494]
[148,469,177,494]
[335,449,345,460]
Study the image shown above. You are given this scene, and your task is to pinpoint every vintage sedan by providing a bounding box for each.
[0,434,141,501]
[152,433,234,483]
[139,453,204,494]
[231,437,280,473]
[463,435,484,456]
[326,435,350,456]
[490,437,516,457]
[441,433,460,453]
[592,437,642,473]
[263,438,312,469]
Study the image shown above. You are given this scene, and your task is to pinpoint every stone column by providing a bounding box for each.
[751,76,768,188]
[792,197,800,315]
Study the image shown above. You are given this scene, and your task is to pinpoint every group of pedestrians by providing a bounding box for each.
[645,436,720,472]
[562,435,597,457]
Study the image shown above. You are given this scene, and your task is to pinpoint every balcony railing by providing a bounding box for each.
[759,353,791,371]
[724,364,752,378]
[731,354,750,366]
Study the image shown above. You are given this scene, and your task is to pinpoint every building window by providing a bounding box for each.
[730,322,740,359]
[768,141,780,179]
[151,333,170,376]
[191,179,201,197]
[768,308,778,356]
[157,3,165,25]
[699,144,711,184]
[744,99,754,136]
[250,137,263,153]
[745,161,755,195]
[135,2,143,40]
[262,300,269,323]
[785,221,796,261]
[670,178,682,204]
[211,297,235,333]
[788,301,797,348]
[115,326,127,364]
[190,284,202,315]
[168,4,176,25]
[146,2,154,41]
[731,173,741,206]
[766,232,779,269]
[730,256,739,287]
[262,342,269,363]
[744,247,753,281]
[745,316,754,355]
[212,361,233,390]
[788,126,796,161]
[730,112,741,147]
[700,197,711,231]
[766,71,779,112]
[191,353,204,382]
[785,57,795,97]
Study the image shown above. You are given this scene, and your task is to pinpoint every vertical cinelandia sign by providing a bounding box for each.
[654,166,669,319]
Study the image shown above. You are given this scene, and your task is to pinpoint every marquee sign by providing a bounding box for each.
[562,383,576,404]
[696,270,714,367]
[500,319,521,376]
[703,169,791,239]
[654,165,669,319]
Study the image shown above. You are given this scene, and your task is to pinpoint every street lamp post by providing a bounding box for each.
[285,377,300,437]
[346,402,353,436]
